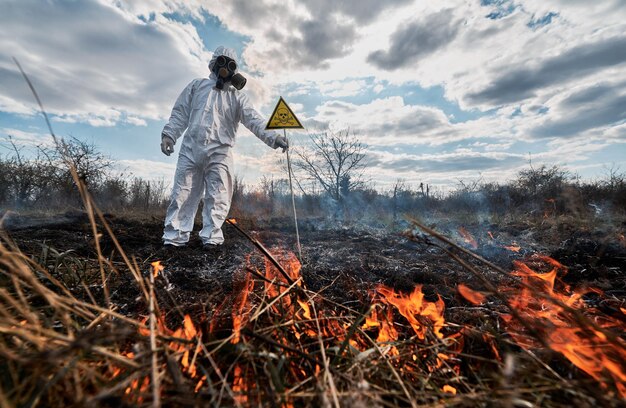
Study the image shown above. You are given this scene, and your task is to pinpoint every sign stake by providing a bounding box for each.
[266,96,304,261]
[284,128,302,261]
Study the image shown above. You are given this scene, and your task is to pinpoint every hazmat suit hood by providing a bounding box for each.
[208,46,239,72]
[207,46,246,90]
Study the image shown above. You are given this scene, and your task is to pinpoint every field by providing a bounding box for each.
[1,207,624,407]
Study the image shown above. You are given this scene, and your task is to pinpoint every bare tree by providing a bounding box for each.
[55,137,113,187]
[292,130,367,201]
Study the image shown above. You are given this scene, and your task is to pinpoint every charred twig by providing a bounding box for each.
[245,266,289,288]
[226,219,295,285]
[249,277,303,323]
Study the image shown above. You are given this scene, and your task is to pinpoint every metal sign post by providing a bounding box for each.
[266,96,304,261]
[284,129,302,260]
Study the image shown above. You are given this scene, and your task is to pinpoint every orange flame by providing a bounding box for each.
[502,255,626,397]
[151,260,164,278]
[458,227,478,249]
[457,284,486,305]
[503,244,521,252]
[232,270,253,344]
[376,285,445,340]
[169,315,200,378]
[442,384,457,395]
[232,365,248,404]
[297,299,312,320]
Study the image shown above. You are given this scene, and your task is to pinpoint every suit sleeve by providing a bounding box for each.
[162,80,196,143]
[237,92,279,149]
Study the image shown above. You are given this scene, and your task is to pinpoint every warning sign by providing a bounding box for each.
[266,96,304,130]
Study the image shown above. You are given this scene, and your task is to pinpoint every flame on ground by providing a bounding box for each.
[374,284,445,340]
[151,260,164,278]
[122,247,625,403]
[503,244,521,252]
[219,248,464,401]
[501,255,626,397]
[442,384,457,395]
[113,263,203,402]
[457,284,487,305]
[458,227,478,249]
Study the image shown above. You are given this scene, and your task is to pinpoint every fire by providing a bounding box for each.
[503,244,521,252]
[296,298,312,320]
[232,267,253,344]
[457,284,486,305]
[458,227,478,249]
[374,284,445,340]
[232,365,248,404]
[151,260,163,278]
[501,255,626,397]
[169,314,200,378]
[219,248,465,402]
[125,376,150,400]
[442,384,457,395]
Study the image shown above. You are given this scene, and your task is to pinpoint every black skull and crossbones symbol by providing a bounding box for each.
[276,108,290,124]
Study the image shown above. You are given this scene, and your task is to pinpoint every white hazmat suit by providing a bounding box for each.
[161,46,284,247]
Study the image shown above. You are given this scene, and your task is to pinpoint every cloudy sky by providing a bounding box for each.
[1,0,625,192]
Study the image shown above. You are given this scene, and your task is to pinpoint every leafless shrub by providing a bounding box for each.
[291,130,367,202]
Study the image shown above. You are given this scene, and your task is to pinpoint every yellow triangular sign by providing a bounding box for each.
[266,96,304,130]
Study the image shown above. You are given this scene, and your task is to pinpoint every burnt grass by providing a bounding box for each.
[3,211,626,405]
[6,211,625,327]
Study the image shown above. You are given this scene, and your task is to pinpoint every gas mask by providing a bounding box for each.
[211,55,247,90]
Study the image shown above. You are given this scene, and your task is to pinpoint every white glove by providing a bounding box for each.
[161,134,175,156]
[274,135,289,152]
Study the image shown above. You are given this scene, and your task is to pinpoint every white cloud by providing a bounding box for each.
[318,79,368,98]
[54,109,122,127]
[361,148,528,188]
[0,128,54,150]
[310,96,515,146]
[1,0,212,125]
[126,116,148,126]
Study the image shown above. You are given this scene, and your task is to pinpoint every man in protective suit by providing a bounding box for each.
[160,46,288,248]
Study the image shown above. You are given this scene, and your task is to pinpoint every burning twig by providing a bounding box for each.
[149,262,161,408]
[226,219,295,286]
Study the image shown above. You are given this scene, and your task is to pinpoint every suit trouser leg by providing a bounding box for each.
[199,151,233,245]
[163,154,204,245]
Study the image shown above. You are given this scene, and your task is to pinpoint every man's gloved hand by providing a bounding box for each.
[161,134,175,156]
[274,135,289,153]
